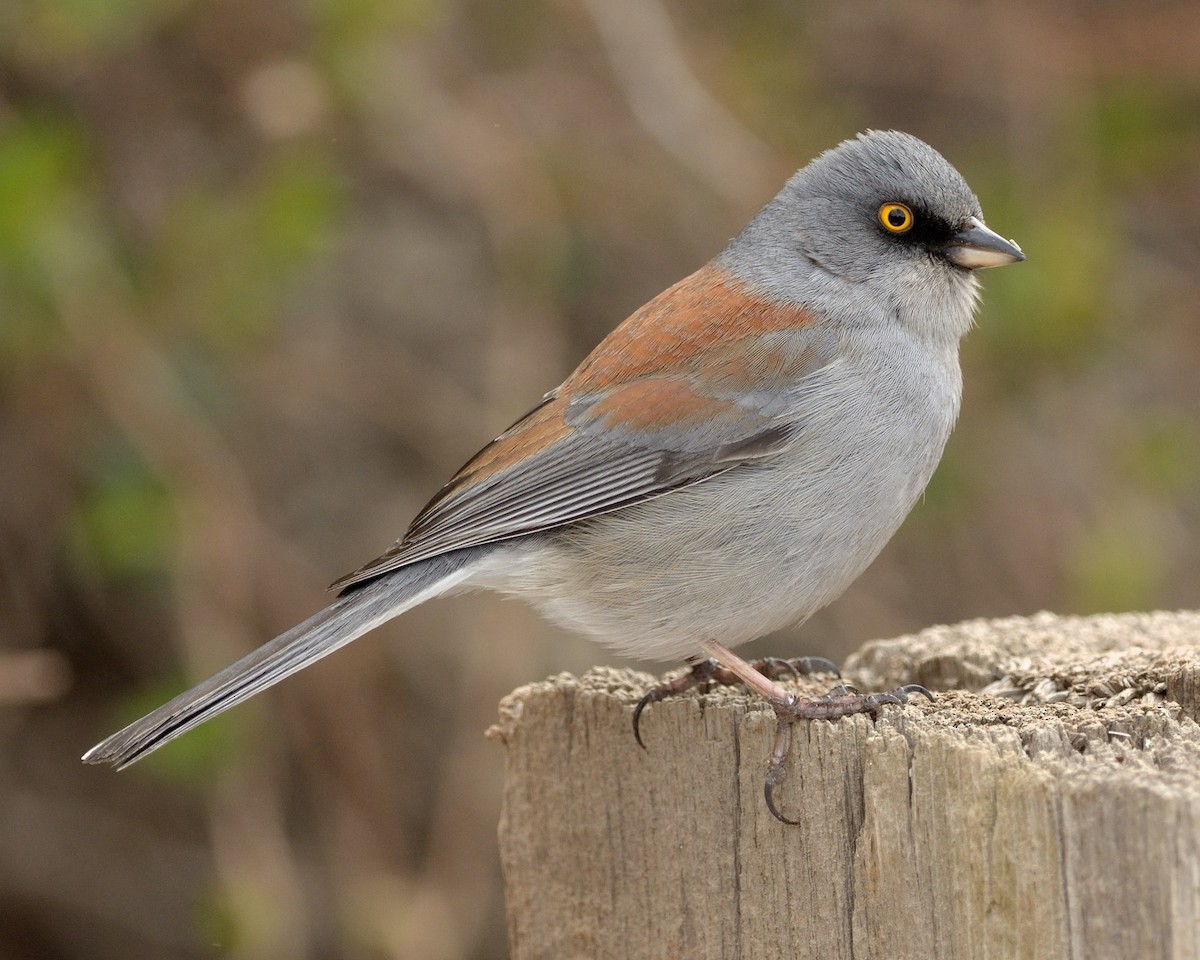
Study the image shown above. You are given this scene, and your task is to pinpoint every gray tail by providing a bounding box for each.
[83,550,481,769]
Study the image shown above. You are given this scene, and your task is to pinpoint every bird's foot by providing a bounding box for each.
[763,682,934,824]
[632,640,932,823]
[632,655,840,748]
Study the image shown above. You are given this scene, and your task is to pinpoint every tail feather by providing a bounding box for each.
[83,550,481,769]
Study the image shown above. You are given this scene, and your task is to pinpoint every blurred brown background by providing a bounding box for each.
[2,0,1199,956]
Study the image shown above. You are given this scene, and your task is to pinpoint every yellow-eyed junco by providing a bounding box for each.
[84,130,1024,819]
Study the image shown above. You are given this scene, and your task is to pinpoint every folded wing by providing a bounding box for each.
[333,267,833,592]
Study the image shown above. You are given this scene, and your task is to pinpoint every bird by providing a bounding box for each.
[84,130,1025,819]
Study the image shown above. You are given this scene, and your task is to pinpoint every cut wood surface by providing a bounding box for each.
[488,611,1200,960]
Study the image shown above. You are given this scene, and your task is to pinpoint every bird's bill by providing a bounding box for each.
[943,216,1026,270]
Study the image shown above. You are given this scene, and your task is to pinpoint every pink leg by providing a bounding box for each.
[664,639,934,823]
[631,649,839,747]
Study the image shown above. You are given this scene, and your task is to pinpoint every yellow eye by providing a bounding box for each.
[878,202,914,233]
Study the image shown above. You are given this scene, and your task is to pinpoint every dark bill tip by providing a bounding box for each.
[943,216,1026,270]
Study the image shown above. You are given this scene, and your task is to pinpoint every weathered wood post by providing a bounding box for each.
[490,611,1200,960]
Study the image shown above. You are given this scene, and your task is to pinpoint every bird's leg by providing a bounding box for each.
[696,639,933,825]
[631,653,840,748]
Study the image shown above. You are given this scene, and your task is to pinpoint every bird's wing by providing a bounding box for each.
[332,266,834,592]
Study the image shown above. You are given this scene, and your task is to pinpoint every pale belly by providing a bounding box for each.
[473,393,955,662]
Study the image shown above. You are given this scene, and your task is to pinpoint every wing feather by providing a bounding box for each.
[332,267,835,593]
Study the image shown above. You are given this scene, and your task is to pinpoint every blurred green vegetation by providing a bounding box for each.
[67,434,176,580]
[2,1,1199,959]
[0,116,82,366]
[156,151,342,351]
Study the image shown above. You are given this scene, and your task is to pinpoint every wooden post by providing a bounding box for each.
[489,611,1200,960]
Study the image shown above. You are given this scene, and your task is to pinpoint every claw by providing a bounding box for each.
[632,690,656,749]
[763,776,798,825]
[763,763,801,825]
[763,707,801,825]
[860,683,934,715]
[757,656,801,680]
[793,656,842,678]
[762,681,936,824]
[756,656,842,682]
[865,691,903,709]
[632,659,721,747]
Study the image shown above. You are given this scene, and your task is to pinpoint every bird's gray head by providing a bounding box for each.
[721,130,1024,342]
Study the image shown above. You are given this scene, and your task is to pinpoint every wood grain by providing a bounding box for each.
[489,611,1200,960]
